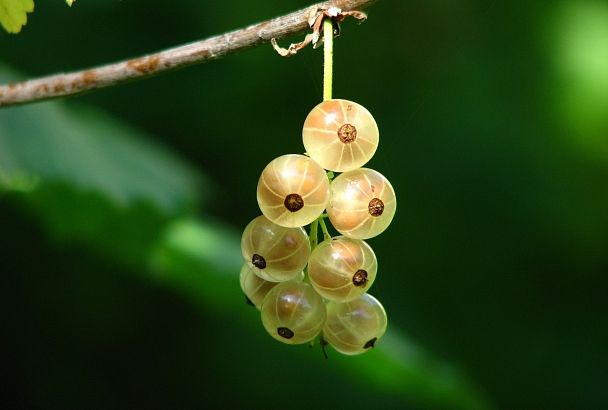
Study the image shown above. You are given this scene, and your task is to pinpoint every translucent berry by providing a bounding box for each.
[261,281,326,344]
[302,99,379,172]
[323,293,388,355]
[327,168,396,239]
[241,215,310,282]
[257,154,330,228]
[307,237,377,302]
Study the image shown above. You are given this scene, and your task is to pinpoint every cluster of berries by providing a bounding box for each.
[240,99,396,355]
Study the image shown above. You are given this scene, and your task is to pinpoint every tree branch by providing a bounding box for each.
[0,0,376,108]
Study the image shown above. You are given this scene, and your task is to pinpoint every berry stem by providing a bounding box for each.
[311,20,335,245]
[323,18,334,102]
[309,218,319,250]
[318,217,332,241]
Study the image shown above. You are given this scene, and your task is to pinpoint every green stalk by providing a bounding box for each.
[323,18,333,101]
[309,218,319,250]
[318,217,332,241]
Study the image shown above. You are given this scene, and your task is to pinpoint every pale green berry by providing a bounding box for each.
[323,293,387,355]
[241,215,310,282]
[308,237,377,302]
[261,281,326,344]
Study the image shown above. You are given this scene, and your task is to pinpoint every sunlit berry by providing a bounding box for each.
[327,168,396,239]
[257,154,330,227]
[307,237,377,302]
[302,99,379,172]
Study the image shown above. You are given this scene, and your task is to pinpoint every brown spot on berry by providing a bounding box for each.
[337,123,357,143]
[363,337,377,349]
[252,254,266,269]
[368,198,384,216]
[277,327,294,339]
[352,270,368,287]
[284,193,304,212]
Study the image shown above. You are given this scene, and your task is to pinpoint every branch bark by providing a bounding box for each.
[0,0,376,108]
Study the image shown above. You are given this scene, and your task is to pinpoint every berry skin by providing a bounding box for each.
[323,293,388,355]
[302,99,379,172]
[257,154,330,228]
[327,168,396,239]
[241,215,310,282]
[261,281,326,345]
[307,237,377,302]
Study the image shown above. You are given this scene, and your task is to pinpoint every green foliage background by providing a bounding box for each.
[1,1,607,409]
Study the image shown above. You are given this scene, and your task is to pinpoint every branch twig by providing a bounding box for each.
[0,0,376,108]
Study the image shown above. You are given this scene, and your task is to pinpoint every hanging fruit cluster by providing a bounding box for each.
[240,99,396,356]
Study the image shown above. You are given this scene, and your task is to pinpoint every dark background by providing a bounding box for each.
[1,1,607,409]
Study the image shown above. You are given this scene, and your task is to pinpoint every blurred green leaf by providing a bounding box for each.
[0,67,203,213]
[549,0,608,158]
[0,0,34,33]
[14,183,173,266]
[0,64,204,264]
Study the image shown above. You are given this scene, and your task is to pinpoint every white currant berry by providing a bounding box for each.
[257,154,330,228]
[307,237,377,302]
[241,215,310,282]
[327,168,396,239]
[323,293,388,355]
[261,281,326,344]
[302,99,379,172]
